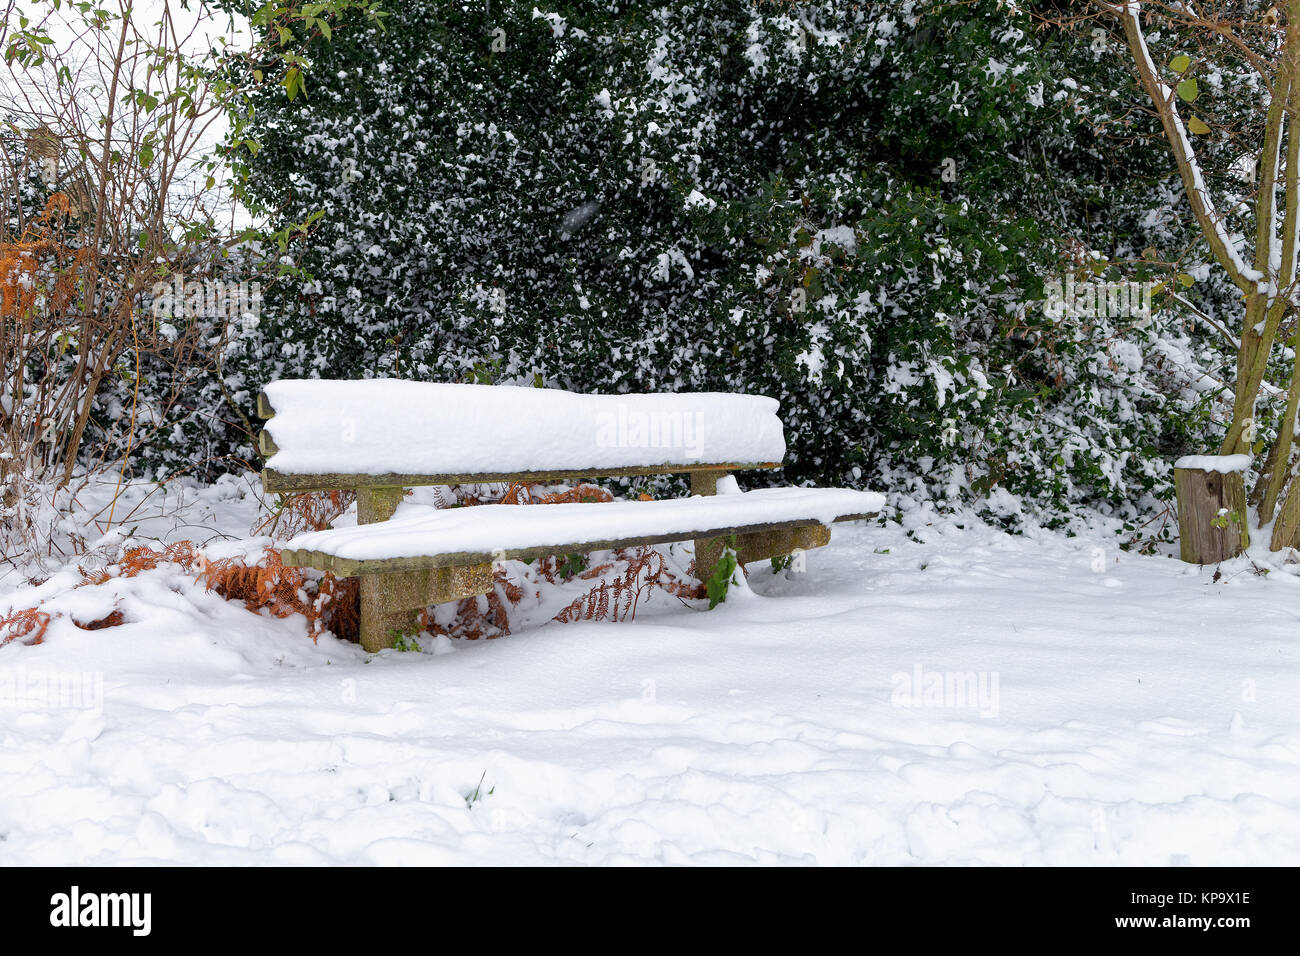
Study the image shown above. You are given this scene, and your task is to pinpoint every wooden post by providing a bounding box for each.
[356,487,409,652]
[1174,457,1250,564]
[690,470,723,497]
[688,472,833,575]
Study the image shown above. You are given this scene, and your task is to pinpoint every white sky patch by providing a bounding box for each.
[1,0,255,231]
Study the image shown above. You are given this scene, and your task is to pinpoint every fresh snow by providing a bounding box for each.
[262,380,787,475]
[3,480,1300,865]
[684,189,716,212]
[283,487,885,563]
[1173,454,1252,473]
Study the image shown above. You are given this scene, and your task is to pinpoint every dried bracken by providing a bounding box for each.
[3,483,702,648]
[0,607,51,646]
[422,484,704,641]
[551,546,705,625]
[499,482,614,506]
[5,540,358,646]
[253,489,357,538]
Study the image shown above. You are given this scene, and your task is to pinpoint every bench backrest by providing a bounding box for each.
[257,379,785,493]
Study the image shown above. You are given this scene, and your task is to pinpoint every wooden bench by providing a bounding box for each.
[256,379,882,651]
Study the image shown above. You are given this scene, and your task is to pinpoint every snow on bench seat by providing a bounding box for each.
[260,380,786,488]
[282,486,884,575]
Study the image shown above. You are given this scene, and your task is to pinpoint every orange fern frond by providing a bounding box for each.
[0,607,51,646]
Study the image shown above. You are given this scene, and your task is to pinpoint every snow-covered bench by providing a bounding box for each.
[256,380,882,651]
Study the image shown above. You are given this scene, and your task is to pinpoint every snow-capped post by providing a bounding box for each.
[1174,456,1251,564]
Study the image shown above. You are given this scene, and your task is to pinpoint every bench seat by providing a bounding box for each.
[282,486,884,575]
[258,380,786,492]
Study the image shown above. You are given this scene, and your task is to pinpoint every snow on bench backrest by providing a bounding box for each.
[260,379,786,487]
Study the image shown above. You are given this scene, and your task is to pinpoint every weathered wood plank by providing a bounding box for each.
[262,462,781,493]
[760,522,832,562]
[698,522,833,572]
[357,562,496,651]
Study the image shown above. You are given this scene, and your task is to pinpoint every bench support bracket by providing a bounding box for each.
[357,486,405,525]
[359,562,496,652]
[695,523,832,576]
[690,471,832,575]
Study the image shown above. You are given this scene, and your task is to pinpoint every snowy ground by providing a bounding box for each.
[2,477,1299,865]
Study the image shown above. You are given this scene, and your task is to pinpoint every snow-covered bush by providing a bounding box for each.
[189,2,1236,528]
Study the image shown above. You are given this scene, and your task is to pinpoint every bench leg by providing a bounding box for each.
[355,487,413,651]
[694,524,832,580]
[359,575,421,652]
[691,470,728,577]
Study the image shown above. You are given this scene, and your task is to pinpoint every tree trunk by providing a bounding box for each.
[1175,458,1251,564]
[1269,475,1300,551]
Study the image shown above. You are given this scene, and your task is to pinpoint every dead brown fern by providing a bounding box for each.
[192,547,357,643]
[552,546,704,624]
[420,483,705,640]
[6,482,695,650]
[73,609,124,630]
[10,542,360,646]
[421,569,518,641]
[498,482,614,506]
[0,607,51,646]
[253,490,357,539]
